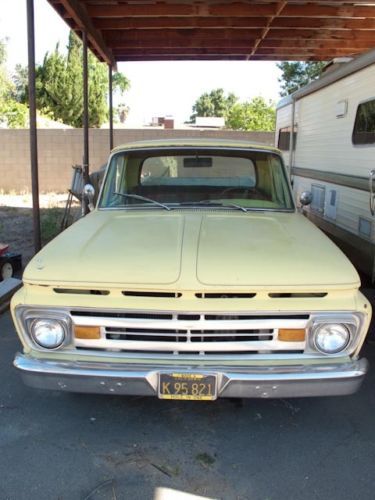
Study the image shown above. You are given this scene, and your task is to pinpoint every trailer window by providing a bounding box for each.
[277,127,297,151]
[352,99,375,145]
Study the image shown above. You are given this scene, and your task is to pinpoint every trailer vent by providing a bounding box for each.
[359,217,372,239]
[324,189,338,220]
[311,185,325,214]
[336,100,348,118]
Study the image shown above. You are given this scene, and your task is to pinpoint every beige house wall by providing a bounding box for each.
[0,129,274,193]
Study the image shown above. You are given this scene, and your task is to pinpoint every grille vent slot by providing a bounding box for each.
[54,288,110,296]
[72,311,173,320]
[204,314,309,320]
[196,293,256,299]
[269,293,327,298]
[122,291,182,298]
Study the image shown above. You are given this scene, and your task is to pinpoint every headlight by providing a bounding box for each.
[313,323,350,354]
[30,319,66,349]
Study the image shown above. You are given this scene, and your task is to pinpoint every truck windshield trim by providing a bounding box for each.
[99,147,295,212]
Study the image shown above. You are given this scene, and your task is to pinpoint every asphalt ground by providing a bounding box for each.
[1,306,375,500]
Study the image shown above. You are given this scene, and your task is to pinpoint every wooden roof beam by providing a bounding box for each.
[94,16,375,31]
[85,3,375,19]
[250,55,337,61]
[86,3,276,18]
[248,0,287,59]
[112,48,361,58]
[103,29,375,48]
[93,17,269,30]
[260,39,373,49]
[108,41,375,51]
[113,49,263,56]
[253,48,361,57]
[102,28,264,44]
[273,17,375,30]
[282,4,375,18]
[267,28,375,40]
[53,0,115,66]
[110,40,260,50]
[114,55,344,62]
[284,1,375,3]
[116,56,250,61]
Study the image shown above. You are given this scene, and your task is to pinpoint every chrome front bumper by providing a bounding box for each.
[14,353,369,398]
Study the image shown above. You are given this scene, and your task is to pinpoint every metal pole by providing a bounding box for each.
[82,31,89,180]
[82,31,89,214]
[289,98,296,173]
[27,0,41,252]
[109,64,114,151]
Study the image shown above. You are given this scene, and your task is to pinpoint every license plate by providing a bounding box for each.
[158,373,217,401]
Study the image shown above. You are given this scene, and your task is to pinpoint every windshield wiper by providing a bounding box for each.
[178,200,247,213]
[113,192,171,211]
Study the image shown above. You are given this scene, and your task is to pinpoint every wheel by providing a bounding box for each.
[0,261,13,281]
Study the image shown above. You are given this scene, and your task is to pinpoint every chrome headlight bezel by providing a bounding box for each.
[15,307,72,351]
[308,313,363,356]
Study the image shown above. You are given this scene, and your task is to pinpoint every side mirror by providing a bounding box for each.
[83,184,95,212]
[299,190,313,207]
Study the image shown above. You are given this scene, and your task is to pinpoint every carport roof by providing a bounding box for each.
[48,1,375,66]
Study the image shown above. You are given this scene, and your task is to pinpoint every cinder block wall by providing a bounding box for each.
[0,129,274,193]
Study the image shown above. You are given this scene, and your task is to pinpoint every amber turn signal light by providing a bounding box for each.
[278,329,306,342]
[74,326,101,339]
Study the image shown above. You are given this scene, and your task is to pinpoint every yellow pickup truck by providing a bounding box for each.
[11,139,371,400]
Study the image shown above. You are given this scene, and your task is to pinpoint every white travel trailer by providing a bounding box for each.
[276,50,375,279]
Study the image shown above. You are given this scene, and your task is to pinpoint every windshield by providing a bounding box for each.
[99,148,294,211]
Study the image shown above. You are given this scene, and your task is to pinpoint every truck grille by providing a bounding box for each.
[105,326,274,343]
[71,310,308,355]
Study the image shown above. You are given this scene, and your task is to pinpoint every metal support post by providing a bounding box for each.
[82,31,89,214]
[109,64,114,151]
[27,0,41,252]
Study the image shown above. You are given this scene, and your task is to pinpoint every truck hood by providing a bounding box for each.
[24,209,360,289]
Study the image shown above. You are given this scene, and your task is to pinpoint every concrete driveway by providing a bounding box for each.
[1,310,375,500]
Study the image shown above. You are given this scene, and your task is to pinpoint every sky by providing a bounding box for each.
[0,0,283,125]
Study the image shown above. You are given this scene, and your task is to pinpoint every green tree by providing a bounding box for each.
[12,64,28,103]
[17,31,130,127]
[277,61,326,97]
[190,88,237,122]
[0,39,28,128]
[0,38,6,65]
[226,96,276,131]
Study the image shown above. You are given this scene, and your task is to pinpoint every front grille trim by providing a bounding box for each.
[72,309,309,354]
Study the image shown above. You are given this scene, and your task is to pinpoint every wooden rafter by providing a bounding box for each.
[93,16,375,31]
[49,0,115,66]
[83,3,375,18]
[111,47,363,56]
[248,1,287,59]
